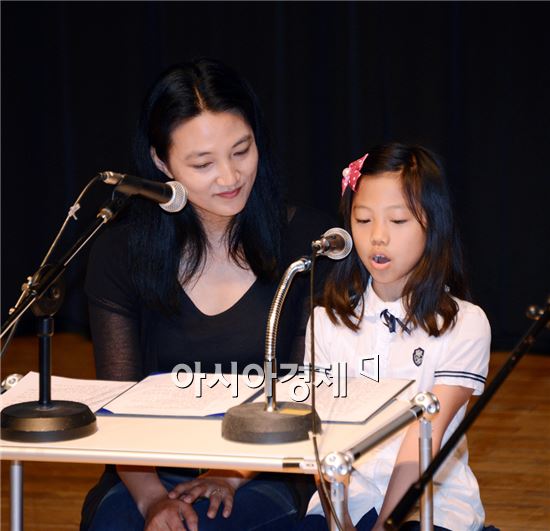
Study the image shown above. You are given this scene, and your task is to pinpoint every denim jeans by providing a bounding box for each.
[88,471,297,530]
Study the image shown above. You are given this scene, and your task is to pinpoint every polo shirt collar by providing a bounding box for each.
[363,277,407,322]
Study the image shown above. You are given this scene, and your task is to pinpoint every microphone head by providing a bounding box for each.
[160,181,188,213]
[322,227,353,260]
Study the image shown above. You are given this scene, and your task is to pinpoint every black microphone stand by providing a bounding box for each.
[385,295,550,529]
[1,195,127,442]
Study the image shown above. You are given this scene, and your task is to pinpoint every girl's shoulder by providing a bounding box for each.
[452,297,489,320]
[450,296,491,339]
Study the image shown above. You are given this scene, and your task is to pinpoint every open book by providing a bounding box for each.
[100,372,413,423]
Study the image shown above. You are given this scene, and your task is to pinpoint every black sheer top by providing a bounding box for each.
[85,205,335,381]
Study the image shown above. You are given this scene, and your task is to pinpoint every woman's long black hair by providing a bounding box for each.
[127,58,285,314]
[323,143,469,337]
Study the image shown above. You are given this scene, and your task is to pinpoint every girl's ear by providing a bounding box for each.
[150,147,173,178]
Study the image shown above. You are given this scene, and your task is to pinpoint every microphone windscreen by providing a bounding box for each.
[160,181,187,213]
[323,227,353,260]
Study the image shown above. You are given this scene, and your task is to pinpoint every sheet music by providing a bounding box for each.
[0,371,135,413]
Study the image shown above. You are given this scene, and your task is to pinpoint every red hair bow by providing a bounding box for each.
[341,153,368,195]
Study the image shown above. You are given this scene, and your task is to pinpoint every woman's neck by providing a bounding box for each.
[196,209,233,247]
[196,211,247,271]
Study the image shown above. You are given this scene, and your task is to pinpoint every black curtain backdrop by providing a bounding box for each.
[2,1,549,354]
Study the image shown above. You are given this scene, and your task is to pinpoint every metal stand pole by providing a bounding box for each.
[38,316,54,405]
[11,460,23,531]
[410,392,437,531]
[419,418,433,530]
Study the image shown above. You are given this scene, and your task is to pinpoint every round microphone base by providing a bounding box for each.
[221,401,321,444]
[1,400,97,442]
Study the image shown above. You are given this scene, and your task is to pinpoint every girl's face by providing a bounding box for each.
[153,110,258,230]
[351,171,426,302]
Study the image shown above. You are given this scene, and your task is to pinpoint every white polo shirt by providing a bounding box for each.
[304,283,491,530]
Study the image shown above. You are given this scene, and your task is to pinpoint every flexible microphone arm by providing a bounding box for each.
[264,256,312,411]
[0,195,127,340]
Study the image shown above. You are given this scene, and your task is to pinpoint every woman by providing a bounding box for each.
[81,58,334,530]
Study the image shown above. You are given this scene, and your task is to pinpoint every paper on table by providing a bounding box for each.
[258,376,414,423]
[0,371,135,413]
[102,372,264,417]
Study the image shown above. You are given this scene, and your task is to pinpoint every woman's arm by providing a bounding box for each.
[89,304,191,528]
[371,384,473,531]
[88,302,144,381]
[86,222,145,381]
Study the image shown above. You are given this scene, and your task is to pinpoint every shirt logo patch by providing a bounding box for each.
[412,347,425,367]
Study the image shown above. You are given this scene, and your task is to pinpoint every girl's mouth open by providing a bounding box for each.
[371,254,391,269]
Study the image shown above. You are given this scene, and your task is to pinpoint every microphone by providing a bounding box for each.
[98,171,187,213]
[312,227,353,260]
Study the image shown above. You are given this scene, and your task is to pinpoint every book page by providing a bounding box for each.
[102,372,264,417]
[0,371,135,413]
[260,376,414,423]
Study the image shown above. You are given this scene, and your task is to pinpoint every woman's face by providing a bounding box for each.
[153,111,258,229]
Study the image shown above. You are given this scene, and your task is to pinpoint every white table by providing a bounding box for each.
[1,401,408,530]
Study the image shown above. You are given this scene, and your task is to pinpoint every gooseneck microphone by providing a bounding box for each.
[98,171,187,213]
[312,227,353,260]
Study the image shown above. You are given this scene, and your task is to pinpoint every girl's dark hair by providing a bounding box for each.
[324,142,469,337]
[127,58,284,313]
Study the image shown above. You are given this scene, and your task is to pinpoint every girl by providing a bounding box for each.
[300,143,491,530]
